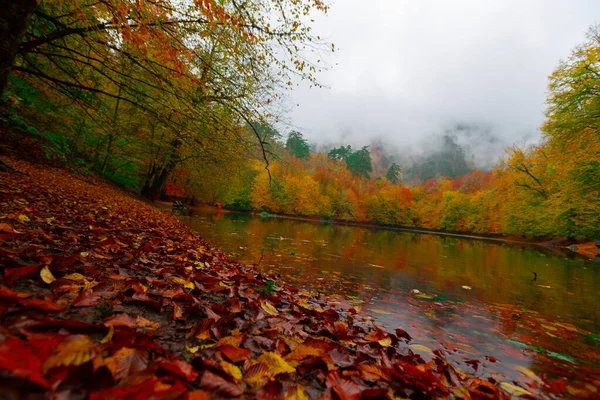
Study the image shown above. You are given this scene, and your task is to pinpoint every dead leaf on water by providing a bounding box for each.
[410,344,434,355]
[499,381,532,396]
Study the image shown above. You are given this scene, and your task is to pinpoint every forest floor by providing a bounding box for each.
[0,156,594,399]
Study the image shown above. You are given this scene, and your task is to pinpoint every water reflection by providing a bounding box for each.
[178,207,600,383]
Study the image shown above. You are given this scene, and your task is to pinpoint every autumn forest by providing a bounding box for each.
[1,0,600,398]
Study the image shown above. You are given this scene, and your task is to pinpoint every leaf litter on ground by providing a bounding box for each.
[1,157,599,399]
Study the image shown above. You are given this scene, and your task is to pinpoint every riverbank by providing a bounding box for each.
[0,156,538,398]
[176,204,600,261]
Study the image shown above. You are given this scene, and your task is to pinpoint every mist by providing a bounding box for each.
[288,0,600,165]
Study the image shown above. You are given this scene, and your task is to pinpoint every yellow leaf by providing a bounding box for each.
[80,252,89,258]
[416,293,436,300]
[44,335,98,373]
[18,214,30,222]
[371,309,392,315]
[216,336,240,348]
[499,382,532,396]
[171,276,194,289]
[260,300,279,316]
[64,273,85,281]
[378,337,392,347]
[136,316,159,330]
[186,345,200,354]
[100,325,114,344]
[515,365,538,380]
[40,266,56,284]
[410,344,434,354]
[285,344,325,364]
[285,384,309,400]
[221,360,242,381]
[256,352,295,377]
[243,362,269,386]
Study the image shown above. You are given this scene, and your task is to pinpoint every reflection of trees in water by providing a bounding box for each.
[185,210,600,333]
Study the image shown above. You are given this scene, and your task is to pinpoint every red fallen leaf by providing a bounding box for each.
[173,302,184,320]
[104,347,150,381]
[0,285,34,299]
[73,288,102,307]
[0,223,17,233]
[219,345,252,363]
[158,359,198,382]
[468,378,500,399]
[546,378,568,394]
[19,296,64,312]
[4,264,42,285]
[395,328,412,342]
[328,348,355,368]
[326,370,367,400]
[356,364,392,382]
[0,338,50,389]
[333,320,349,339]
[90,377,187,400]
[199,370,243,397]
[187,390,211,400]
[485,355,498,363]
[130,292,161,310]
[104,313,138,328]
[465,359,481,372]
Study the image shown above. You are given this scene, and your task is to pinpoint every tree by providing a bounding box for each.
[285,131,310,160]
[346,146,372,178]
[328,145,352,161]
[1,0,331,197]
[0,0,37,97]
[385,163,402,184]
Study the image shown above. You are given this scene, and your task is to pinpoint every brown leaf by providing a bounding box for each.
[326,371,367,400]
[199,371,243,397]
[104,347,150,381]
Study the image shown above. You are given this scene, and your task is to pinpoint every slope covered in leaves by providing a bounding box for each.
[0,158,581,399]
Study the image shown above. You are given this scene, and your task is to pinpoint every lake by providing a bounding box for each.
[178,206,600,395]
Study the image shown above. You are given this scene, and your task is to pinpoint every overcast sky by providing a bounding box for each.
[286,0,600,158]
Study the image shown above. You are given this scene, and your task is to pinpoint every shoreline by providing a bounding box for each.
[164,202,599,260]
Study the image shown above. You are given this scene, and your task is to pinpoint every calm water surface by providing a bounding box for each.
[178,207,600,387]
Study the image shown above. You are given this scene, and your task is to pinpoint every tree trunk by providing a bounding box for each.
[141,138,181,201]
[0,0,37,98]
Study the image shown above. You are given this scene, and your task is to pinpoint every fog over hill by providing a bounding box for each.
[286,0,600,167]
